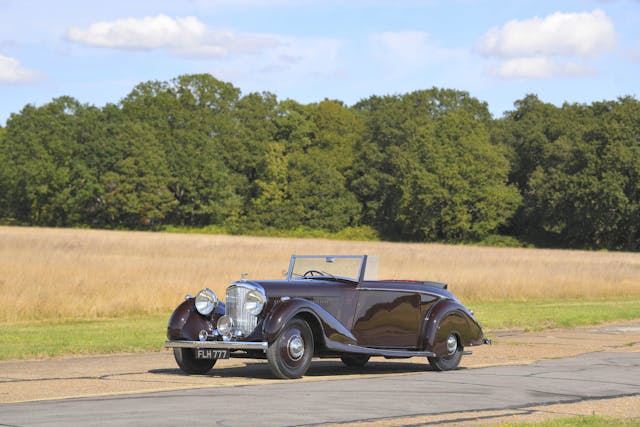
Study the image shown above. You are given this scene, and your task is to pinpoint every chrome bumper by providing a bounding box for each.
[165,340,268,351]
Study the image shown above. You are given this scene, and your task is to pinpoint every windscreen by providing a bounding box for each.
[287,256,366,282]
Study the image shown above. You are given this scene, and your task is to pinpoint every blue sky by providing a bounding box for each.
[1,0,639,125]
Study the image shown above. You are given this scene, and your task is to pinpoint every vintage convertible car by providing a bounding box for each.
[165,255,489,379]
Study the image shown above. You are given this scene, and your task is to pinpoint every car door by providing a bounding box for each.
[351,282,421,348]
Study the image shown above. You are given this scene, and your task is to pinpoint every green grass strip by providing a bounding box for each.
[468,298,640,331]
[493,415,640,427]
[0,315,168,360]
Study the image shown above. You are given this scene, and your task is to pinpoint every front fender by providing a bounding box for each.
[166,298,225,341]
[262,298,357,346]
[422,299,483,356]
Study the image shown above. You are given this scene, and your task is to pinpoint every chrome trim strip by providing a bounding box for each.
[165,340,268,351]
[357,287,446,298]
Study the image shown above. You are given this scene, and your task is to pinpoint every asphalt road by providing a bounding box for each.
[1,351,638,427]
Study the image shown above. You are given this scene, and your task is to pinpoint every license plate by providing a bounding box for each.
[195,349,230,359]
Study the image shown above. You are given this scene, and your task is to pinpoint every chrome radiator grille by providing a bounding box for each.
[226,284,258,336]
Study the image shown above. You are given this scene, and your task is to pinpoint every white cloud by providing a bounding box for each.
[65,14,346,87]
[478,9,616,79]
[66,14,280,57]
[0,54,42,83]
[478,9,616,58]
[490,57,595,78]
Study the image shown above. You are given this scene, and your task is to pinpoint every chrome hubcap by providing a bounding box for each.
[287,335,304,360]
[446,334,458,355]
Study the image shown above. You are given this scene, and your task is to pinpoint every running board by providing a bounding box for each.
[326,340,437,358]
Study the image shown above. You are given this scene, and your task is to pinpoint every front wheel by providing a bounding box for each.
[173,348,217,375]
[428,334,462,371]
[267,317,314,379]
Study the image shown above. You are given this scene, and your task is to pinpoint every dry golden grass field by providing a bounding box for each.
[1,226,639,323]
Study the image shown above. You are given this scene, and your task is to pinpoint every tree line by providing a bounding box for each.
[0,74,638,250]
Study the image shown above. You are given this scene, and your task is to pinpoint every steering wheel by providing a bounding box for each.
[303,270,325,277]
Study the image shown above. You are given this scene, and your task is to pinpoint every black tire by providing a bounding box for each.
[267,317,314,379]
[340,354,370,368]
[428,333,462,371]
[173,348,217,375]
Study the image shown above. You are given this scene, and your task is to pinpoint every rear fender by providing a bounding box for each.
[166,298,225,341]
[422,299,483,356]
[262,298,357,347]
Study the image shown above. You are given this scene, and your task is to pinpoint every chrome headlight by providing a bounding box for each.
[195,288,218,315]
[244,288,266,315]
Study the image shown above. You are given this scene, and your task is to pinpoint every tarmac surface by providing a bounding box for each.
[1,322,639,426]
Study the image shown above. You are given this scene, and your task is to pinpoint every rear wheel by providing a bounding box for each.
[267,318,314,379]
[340,354,370,367]
[428,334,462,371]
[173,348,217,375]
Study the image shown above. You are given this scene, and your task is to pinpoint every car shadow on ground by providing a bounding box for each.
[148,359,453,380]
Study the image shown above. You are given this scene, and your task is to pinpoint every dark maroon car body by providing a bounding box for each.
[166,255,488,379]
